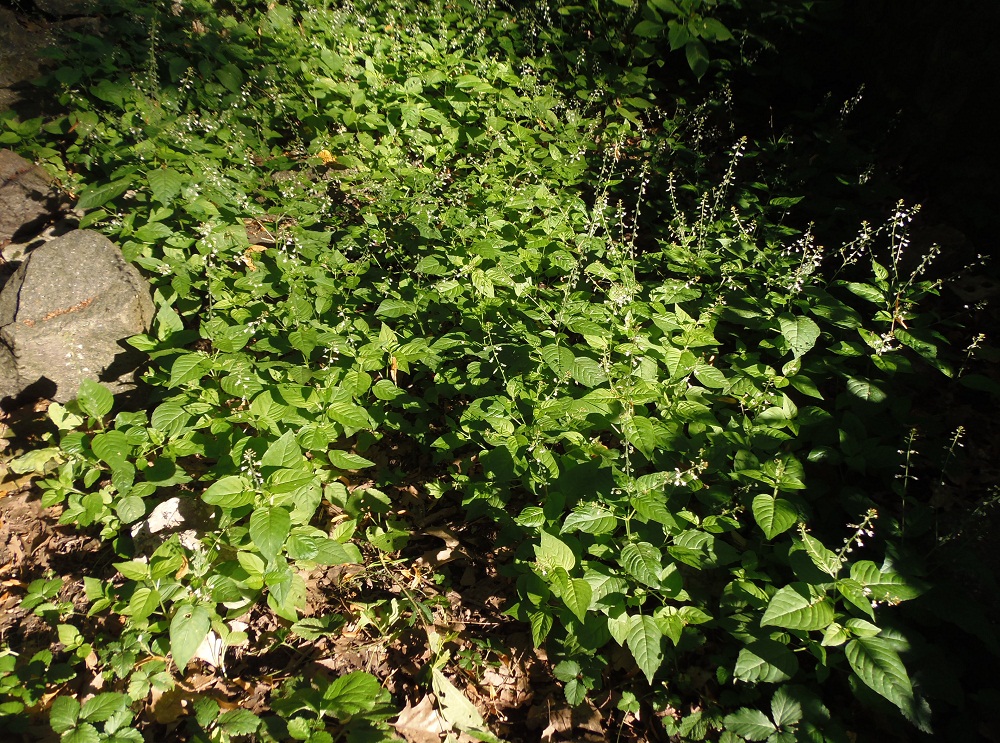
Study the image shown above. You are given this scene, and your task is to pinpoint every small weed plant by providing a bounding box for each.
[0,0,967,739]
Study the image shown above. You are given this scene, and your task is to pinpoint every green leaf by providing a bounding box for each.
[779,314,821,359]
[150,399,193,438]
[845,376,887,403]
[837,578,876,620]
[327,400,372,431]
[770,686,803,728]
[761,584,835,631]
[843,281,884,304]
[535,531,576,572]
[849,561,925,603]
[201,476,254,508]
[722,708,775,741]
[77,177,132,210]
[626,615,663,684]
[321,671,381,717]
[78,378,114,419]
[799,531,841,577]
[50,696,80,734]
[249,507,291,563]
[168,353,210,389]
[216,64,244,94]
[561,504,617,535]
[751,495,798,539]
[170,604,211,672]
[91,430,129,466]
[622,415,658,459]
[216,709,259,735]
[313,538,362,565]
[734,639,799,683]
[621,542,663,588]
[147,167,184,204]
[685,39,710,79]
[552,568,592,622]
[80,693,126,722]
[846,637,914,712]
[261,430,302,468]
[328,450,376,469]
[693,364,728,389]
[571,357,608,388]
[63,723,100,743]
[634,19,665,38]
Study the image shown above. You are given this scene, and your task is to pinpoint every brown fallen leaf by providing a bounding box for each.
[393,694,449,743]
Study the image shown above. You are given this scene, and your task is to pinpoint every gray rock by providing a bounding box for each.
[0,9,53,110]
[0,230,154,404]
[0,149,68,245]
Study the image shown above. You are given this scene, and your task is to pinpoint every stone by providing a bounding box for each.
[0,9,53,111]
[0,229,154,404]
[0,149,68,245]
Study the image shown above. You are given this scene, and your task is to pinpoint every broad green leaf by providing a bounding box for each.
[50,696,81,734]
[761,584,835,631]
[313,539,362,565]
[63,723,100,743]
[561,504,617,535]
[779,314,821,359]
[552,568,592,622]
[266,468,316,494]
[845,376,887,403]
[621,541,663,588]
[622,415,658,459]
[837,578,876,620]
[80,693,126,722]
[530,611,553,646]
[571,357,608,388]
[201,476,254,508]
[91,430,129,466]
[170,604,211,672]
[843,281,884,304]
[685,39,710,79]
[168,352,210,389]
[849,561,925,603]
[147,167,184,204]
[215,64,244,94]
[799,531,841,577]
[216,709,260,735]
[249,507,291,563]
[535,531,576,573]
[78,378,114,419]
[693,364,728,389]
[328,450,376,469]
[626,615,663,684]
[322,671,381,716]
[734,639,799,683]
[634,19,665,38]
[327,400,372,431]
[151,399,193,438]
[722,708,774,741]
[751,495,798,539]
[77,177,132,210]
[541,345,575,378]
[846,637,914,712]
[261,430,301,468]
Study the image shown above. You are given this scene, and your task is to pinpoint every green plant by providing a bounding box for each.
[0,0,971,738]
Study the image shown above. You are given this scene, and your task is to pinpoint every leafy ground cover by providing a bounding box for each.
[1,0,998,740]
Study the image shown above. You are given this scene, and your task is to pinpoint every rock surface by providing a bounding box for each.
[0,230,155,404]
[0,149,68,245]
